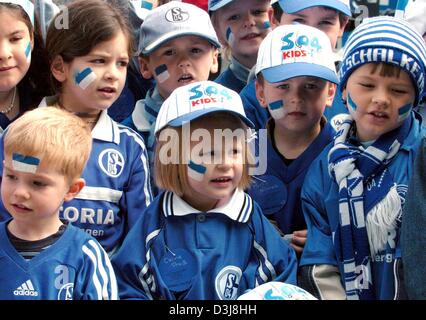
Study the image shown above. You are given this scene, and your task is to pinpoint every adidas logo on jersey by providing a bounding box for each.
[13,280,39,297]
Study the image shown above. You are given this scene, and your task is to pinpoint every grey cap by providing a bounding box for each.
[138,1,221,55]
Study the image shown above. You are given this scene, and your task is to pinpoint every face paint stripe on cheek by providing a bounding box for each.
[188,160,206,182]
[141,1,153,10]
[268,100,286,119]
[347,92,358,115]
[397,102,412,122]
[25,43,31,63]
[155,64,170,83]
[262,21,271,30]
[12,153,40,174]
[74,67,97,90]
[226,27,235,45]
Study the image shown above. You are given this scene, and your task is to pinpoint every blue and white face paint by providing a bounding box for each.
[24,42,31,63]
[346,92,358,116]
[74,67,97,90]
[141,0,153,10]
[397,102,413,122]
[12,153,40,174]
[262,21,271,30]
[188,160,206,182]
[268,100,287,120]
[226,27,235,46]
[155,64,170,83]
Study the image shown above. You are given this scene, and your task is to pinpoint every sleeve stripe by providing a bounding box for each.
[88,240,111,300]
[82,244,103,299]
[253,240,277,281]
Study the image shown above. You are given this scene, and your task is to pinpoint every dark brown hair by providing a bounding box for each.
[0,2,51,109]
[45,0,134,92]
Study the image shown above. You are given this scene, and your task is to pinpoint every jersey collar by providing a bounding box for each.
[162,189,253,223]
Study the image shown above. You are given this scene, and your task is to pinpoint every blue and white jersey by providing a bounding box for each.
[0,221,118,300]
[300,112,424,300]
[111,189,297,300]
[215,58,250,94]
[0,98,153,254]
[247,119,335,234]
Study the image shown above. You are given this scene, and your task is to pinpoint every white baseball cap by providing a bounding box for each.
[154,81,254,134]
[139,1,221,55]
[404,0,426,36]
[278,0,351,16]
[256,24,338,84]
[208,0,233,11]
[0,0,34,25]
[129,0,154,21]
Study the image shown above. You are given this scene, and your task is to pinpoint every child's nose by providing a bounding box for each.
[0,42,13,61]
[243,14,256,28]
[371,89,390,107]
[13,185,30,200]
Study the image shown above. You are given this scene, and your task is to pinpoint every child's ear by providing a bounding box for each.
[255,79,268,109]
[268,7,279,29]
[63,178,85,202]
[51,55,68,83]
[138,56,154,79]
[210,49,219,74]
[325,83,337,107]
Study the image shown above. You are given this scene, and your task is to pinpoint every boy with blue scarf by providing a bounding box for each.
[299,16,426,300]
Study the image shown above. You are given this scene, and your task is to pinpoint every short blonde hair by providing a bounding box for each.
[154,113,252,196]
[4,107,92,181]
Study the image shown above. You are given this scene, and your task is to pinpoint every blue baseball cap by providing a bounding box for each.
[279,0,352,16]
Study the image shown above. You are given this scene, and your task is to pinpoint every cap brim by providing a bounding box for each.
[208,0,234,11]
[261,63,339,84]
[279,0,351,16]
[141,32,221,55]
[166,108,254,129]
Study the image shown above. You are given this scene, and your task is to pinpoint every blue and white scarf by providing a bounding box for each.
[328,114,410,300]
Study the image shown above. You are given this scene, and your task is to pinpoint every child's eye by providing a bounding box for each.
[305,83,318,90]
[292,18,305,24]
[118,60,129,67]
[191,48,202,54]
[252,9,265,16]
[163,49,174,56]
[5,174,17,181]
[10,36,22,42]
[392,88,408,94]
[91,59,105,64]
[228,14,239,21]
[32,180,47,187]
[277,84,289,90]
[359,82,374,88]
[319,20,334,26]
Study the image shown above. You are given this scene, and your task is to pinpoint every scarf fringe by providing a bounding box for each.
[366,184,401,256]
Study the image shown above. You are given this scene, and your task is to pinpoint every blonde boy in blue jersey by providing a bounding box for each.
[0,107,117,300]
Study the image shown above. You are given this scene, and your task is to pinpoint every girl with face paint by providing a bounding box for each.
[299,16,426,300]
[111,81,298,300]
[0,0,50,131]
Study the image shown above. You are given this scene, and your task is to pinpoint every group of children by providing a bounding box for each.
[0,0,425,300]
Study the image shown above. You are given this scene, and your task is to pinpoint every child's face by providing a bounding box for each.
[0,9,33,92]
[279,7,347,48]
[58,31,129,114]
[182,118,245,212]
[213,0,271,68]
[256,76,336,134]
[343,64,416,142]
[1,155,80,231]
[140,36,218,99]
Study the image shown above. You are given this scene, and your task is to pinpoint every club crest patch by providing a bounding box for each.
[98,149,125,178]
[215,266,242,300]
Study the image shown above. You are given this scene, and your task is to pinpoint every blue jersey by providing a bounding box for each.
[247,119,335,234]
[111,190,298,300]
[300,112,424,299]
[0,100,153,254]
[0,221,117,300]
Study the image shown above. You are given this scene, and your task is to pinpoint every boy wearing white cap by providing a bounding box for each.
[208,0,272,93]
[299,16,426,300]
[248,24,338,256]
[112,81,297,300]
[241,0,351,131]
[122,1,220,164]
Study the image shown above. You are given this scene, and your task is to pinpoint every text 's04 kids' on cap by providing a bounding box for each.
[339,16,426,106]
[278,0,352,16]
[255,24,339,84]
[154,81,254,134]
[138,1,221,55]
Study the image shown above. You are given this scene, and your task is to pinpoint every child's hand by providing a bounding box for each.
[290,229,307,256]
